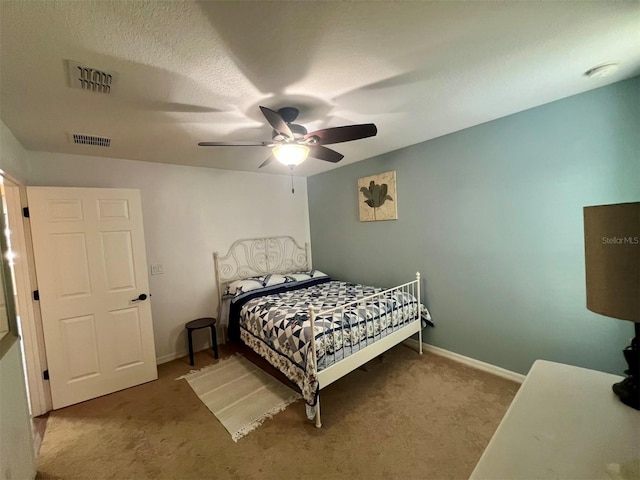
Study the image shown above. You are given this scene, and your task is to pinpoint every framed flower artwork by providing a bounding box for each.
[358,170,398,221]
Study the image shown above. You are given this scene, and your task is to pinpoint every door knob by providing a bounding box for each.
[131,293,148,302]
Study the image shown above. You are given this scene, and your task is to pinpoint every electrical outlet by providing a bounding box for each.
[150,264,164,275]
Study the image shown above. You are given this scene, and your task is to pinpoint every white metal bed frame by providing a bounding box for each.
[214,236,422,427]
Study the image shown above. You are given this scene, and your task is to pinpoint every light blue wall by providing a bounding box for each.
[308,77,640,376]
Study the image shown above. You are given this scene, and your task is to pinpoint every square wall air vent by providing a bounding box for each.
[70,133,111,147]
[67,60,116,94]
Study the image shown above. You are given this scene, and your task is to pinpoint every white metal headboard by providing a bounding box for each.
[213,236,310,308]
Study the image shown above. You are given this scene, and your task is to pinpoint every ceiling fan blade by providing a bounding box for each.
[305,123,377,145]
[198,141,269,147]
[259,106,293,139]
[258,155,275,168]
[309,145,344,163]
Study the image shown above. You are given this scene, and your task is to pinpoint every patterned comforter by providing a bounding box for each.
[237,280,419,405]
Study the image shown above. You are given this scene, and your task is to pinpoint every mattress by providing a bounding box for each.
[230,279,419,405]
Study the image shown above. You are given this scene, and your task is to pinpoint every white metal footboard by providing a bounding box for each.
[307,272,423,428]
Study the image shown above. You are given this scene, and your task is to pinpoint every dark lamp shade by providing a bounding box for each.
[584,202,640,323]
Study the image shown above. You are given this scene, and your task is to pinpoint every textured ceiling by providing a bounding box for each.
[1,1,639,177]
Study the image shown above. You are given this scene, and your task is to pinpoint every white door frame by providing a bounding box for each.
[2,173,52,416]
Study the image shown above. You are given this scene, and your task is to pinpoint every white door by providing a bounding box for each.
[27,187,157,409]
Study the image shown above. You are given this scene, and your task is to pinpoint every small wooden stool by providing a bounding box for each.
[185,317,219,366]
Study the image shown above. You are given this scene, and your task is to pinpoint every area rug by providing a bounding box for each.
[177,355,301,441]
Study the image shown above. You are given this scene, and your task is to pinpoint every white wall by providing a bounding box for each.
[0,120,36,480]
[27,152,311,362]
[0,342,36,479]
[0,120,31,182]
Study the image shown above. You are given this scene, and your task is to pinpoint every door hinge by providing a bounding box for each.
[33,290,40,301]
[43,370,49,380]
[23,207,30,218]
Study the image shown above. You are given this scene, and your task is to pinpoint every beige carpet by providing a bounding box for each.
[36,343,519,480]
[177,355,301,442]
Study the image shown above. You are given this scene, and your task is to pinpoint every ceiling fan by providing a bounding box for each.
[198,106,377,169]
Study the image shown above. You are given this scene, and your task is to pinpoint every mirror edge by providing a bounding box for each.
[0,186,20,359]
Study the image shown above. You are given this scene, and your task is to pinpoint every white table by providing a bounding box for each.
[470,360,640,480]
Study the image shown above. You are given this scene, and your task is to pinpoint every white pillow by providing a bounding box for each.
[223,274,287,298]
[285,270,328,283]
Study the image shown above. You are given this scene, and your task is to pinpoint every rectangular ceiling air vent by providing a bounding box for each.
[67,60,116,94]
[71,133,111,147]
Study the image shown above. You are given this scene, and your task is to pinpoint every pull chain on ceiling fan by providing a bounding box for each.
[198,106,377,169]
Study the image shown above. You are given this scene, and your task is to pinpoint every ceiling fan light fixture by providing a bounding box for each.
[199,105,378,169]
[273,144,309,166]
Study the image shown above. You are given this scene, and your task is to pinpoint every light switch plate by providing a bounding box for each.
[150,264,164,275]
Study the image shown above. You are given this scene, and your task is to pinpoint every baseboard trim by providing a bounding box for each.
[156,351,186,365]
[160,339,526,381]
[156,343,223,365]
[404,339,525,384]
